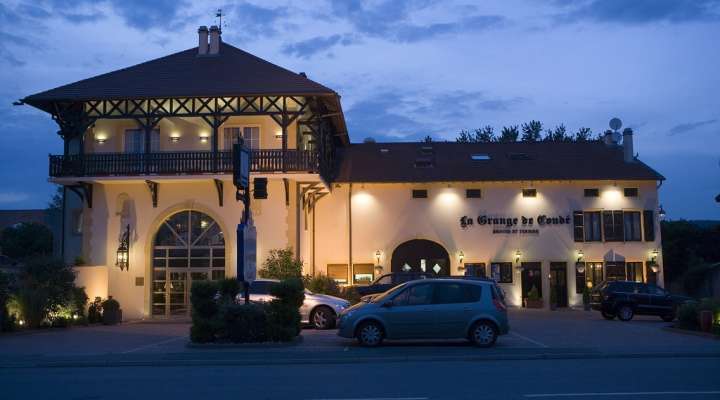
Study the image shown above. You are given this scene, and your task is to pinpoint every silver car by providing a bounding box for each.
[337,279,509,347]
[238,279,350,329]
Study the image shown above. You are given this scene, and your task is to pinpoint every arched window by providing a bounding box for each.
[152,210,225,317]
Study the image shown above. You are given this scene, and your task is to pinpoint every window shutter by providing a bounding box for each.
[643,210,655,241]
[614,211,624,241]
[602,211,614,241]
[573,211,584,242]
[575,263,586,294]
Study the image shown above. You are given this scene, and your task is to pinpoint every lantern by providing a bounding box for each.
[116,224,130,271]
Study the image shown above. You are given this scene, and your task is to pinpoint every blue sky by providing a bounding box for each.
[0,0,718,219]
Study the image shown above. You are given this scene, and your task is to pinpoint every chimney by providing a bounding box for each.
[197,26,208,55]
[209,25,221,55]
[622,128,634,162]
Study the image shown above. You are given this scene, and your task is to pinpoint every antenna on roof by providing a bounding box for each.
[215,8,225,32]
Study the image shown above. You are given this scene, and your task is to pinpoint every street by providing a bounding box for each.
[1,357,719,399]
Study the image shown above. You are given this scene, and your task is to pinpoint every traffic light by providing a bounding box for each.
[253,178,268,199]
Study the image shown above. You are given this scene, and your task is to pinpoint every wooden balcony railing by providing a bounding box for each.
[49,150,318,177]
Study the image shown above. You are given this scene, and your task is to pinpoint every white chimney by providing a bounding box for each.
[209,25,221,55]
[197,26,208,55]
[622,128,634,162]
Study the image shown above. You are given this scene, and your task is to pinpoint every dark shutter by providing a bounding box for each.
[643,210,655,241]
[613,211,624,241]
[602,211,614,241]
[573,211,584,242]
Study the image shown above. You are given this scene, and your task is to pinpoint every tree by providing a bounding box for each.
[544,124,570,142]
[0,223,53,259]
[47,186,63,212]
[258,248,304,281]
[574,127,592,142]
[475,125,495,142]
[13,256,78,327]
[521,120,543,142]
[456,129,473,143]
[362,137,376,143]
[423,135,433,143]
[498,125,519,142]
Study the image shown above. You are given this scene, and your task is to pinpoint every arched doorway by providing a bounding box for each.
[151,210,225,317]
[391,239,450,276]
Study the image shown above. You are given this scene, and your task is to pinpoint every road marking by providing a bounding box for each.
[510,331,548,348]
[121,336,186,354]
[524,391,720,397]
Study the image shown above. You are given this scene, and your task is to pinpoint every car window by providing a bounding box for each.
[393,283,433,306]
[376,275,392,285]
[648,285,666,296]
[395,274,412,283]
[250,281,271,295]
[433,283,480,304]
[373,282,408,303]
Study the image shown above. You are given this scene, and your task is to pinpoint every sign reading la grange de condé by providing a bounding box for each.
[460,214,571,234]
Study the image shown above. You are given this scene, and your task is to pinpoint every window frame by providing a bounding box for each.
[490,262,513,284]
[223,124,261,150]
[623,210,642,242]
[412,189,428,199]
[583,210,603,242]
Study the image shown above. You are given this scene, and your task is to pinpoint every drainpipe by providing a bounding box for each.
[348,183,353,284]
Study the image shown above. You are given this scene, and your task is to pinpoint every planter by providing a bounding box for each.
[524,298,544,309]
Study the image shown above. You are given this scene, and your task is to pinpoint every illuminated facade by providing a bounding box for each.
[22,27,664,318]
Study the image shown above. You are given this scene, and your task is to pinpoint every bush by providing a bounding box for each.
[677,302,699,330]
[101,297,122,325]
[223,303,269,343]
[13,257,76,328]
[87,297,103,323]
[218,278,241,302]
[304,274,341,297]
[266,277,304,341]
[0,271,13,332]
[258,248,303,280]
[527,285,540,301]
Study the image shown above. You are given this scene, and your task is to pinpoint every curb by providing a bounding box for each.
[185,335,303,349]
[663,326,720,340]
[2,351,719,369]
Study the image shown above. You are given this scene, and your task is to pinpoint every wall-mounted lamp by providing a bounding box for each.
[275,130,283,139]
[514,250,522,268]
[522,188,537,198]
[575,250,585,273]
[458,250,465,265]
[576,250,584,263]
[116,224,130,271]
[169,135,181,143]
[199,135,209,143]
[94,135,107,144]
[658,204,666,220]
[374,250,382,265]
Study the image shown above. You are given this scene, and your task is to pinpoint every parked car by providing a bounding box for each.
[238,279,350,329]
[358,275,505,303]
[337,279,509,347]
[356,272,433,298]
[590,280,693,322]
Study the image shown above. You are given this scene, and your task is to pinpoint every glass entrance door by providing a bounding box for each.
[549,262,568,308]
[520,262,542,306]
[151,210,225,318]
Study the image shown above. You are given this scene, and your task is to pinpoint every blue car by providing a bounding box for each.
[337,279,509,347]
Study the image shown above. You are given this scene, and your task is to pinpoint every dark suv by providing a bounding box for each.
[590,281,692,322]
[355,272,432,297]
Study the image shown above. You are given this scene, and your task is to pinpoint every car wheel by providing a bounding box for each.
[661,313,675,322]
[601,311,616,320]
[356,321,384,347]
[311,306,336,330]
[470,321,498,348]
[617,305,634,321]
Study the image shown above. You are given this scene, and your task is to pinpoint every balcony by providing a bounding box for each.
[49,149,318,178]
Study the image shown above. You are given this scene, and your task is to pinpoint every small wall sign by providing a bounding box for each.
[460,214,571,234]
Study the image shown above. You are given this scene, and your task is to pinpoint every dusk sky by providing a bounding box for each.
[0,0,718,219]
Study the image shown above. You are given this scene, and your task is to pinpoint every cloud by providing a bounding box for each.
[329,0,505,43]
[556,0,720,24]
[668,119,718,135]
[0,191,30,204]
[105,0,189,31]
[282,34,358,59]
[221,2,288,39]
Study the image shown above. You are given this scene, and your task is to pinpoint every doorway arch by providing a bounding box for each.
[391,239,450,276]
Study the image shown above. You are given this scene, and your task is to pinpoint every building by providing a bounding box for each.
[21,27,665,319]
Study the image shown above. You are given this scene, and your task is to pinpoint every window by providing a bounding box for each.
[522,188,537,197]
[433,283,481,304]
[466,189,482,198]
[586,262,604,289]
[353,263,374,285]
[491,262,513,283]
[584,211,602,241]
[412,189,427,199]
[223,126,260,150]
[602,210,624,241]
[471,154,490,160]
[464,263,486,278]
[394,283,434,306]
[605,261,626,281]
[624,188,638,197]
[124,129,159,153]
[623,211,642,241]
[573,211,584,242]
[375,274,392,285]
[643,210,655,241]
[327,264,348,284]
[626,262,644,282]
[250,281,273,295]
[584,188,599,197]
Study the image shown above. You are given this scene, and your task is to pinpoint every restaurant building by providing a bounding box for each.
[21,27,665,319]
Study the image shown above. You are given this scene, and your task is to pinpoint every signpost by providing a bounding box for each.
[233,142,255,304]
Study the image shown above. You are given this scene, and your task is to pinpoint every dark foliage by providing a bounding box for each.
[14,257,77,327]
[661,220,720,293]
[0,223,53,260]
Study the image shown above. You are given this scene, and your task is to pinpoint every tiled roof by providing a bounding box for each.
[334,141,664,183]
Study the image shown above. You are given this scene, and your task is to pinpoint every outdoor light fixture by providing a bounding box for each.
[458,250,465,264]
[116,224,130,271]
[169,135,181,143]
[515,250,522,266]
[522,188,537,198]
[658,204,666,220]
[576,249,584,263]
[575,250,585,273]
[275,130,283,139]
[94,134,107,144]
[648,249,660,273]
[374,250,382,265]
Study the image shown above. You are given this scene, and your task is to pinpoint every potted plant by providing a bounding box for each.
[524,285,543,309]
[101,296,122,325]
[582,286,591,311]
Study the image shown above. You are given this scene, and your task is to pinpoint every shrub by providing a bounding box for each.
[0,271,13,331]
[266,277,304,341]
[101,297,122,325]
[677,302,699,330]
[304,274,341,297]
[258,248,303,280]
[218,278,241,302]
[13,257,76,328]
[582,286,591,305]
[87,297,103,323]
[223,303,269,343]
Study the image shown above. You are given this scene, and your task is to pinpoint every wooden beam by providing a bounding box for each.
[214,179,224,207]
[145,180,158,208]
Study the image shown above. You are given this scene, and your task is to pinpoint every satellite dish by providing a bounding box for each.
[609,117,622,131]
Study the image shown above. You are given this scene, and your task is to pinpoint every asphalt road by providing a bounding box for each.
[2,357,719,400]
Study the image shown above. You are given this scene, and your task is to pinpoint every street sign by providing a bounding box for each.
[233,143,250,189]
[237,216,257,283]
